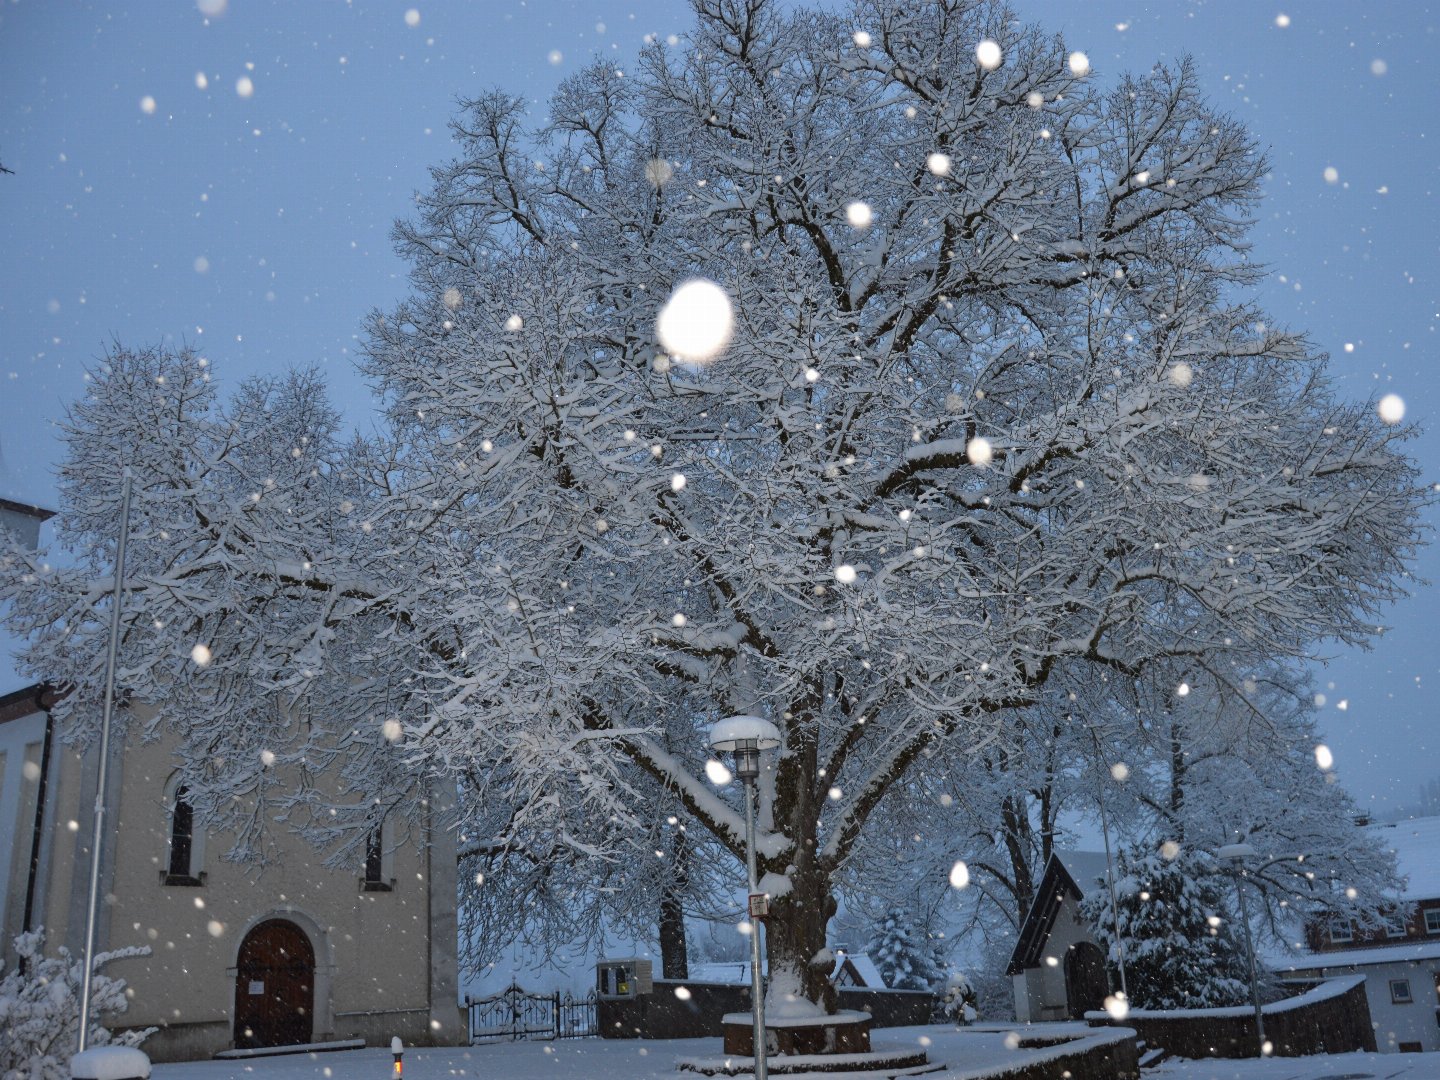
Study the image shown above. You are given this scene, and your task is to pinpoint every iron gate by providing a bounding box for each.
[466,983,597,1042]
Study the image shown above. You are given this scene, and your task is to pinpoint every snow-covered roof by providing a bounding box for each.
[1007,849,1113,975]
[689,952,886,989]
[1055,850,1112,897]
[833,950,885,988]
[1368,816,1440,900]
[688,961,757,984]
[1272,938,1440,972]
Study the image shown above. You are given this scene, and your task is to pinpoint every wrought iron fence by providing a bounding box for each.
[466,983,598,1042]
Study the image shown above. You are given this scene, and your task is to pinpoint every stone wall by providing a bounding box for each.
[836,987,936,1028]
[1086,975,1375,1060]
[599,980,751,1040]
[598,980,935,1040]
[979,1030,1140,1080]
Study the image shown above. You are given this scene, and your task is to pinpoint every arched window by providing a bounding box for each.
[162,773,205,886]
[361,819,393,892]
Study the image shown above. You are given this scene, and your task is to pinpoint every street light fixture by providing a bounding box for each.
[709,714,782,1080]
[1217,843,1266,1057]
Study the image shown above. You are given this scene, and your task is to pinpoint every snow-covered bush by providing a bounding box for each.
[939,972,978,1026]
[1081,846,1250,1010]
[0,929,154,1080]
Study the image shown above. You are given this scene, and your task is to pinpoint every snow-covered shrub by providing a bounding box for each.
[940,972,978,1026]
[1081,846,1250,1010]
[0,929,154,1080]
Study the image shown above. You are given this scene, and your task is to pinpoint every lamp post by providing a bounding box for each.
[77,470,133,1056]
[709,715,782,1080]
[1217,843,1266,1057]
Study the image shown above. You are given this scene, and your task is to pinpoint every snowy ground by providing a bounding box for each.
[143,1025,1440,1080]
[1152,1050,1440,1079]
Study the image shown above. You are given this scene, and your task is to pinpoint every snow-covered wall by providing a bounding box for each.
[1287,961,1440,1053]
[1087,976,1376,1059]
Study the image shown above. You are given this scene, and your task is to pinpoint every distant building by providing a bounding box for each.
[1006,850,1113,1022]
[0,496,55,551]
[1276,816,1440,1054]
[831,947,886,990]
[1,499,463,1062]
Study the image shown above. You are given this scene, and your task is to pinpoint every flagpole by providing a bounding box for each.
[77,468,133,1053]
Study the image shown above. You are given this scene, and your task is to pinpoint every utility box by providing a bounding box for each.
[597,958,653,998]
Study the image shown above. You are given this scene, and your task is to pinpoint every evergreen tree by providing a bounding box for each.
[1081,846,1251,1010]
[865,907,944,992]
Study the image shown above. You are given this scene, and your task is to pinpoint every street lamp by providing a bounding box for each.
[709,714,782,1080]
[1217,843,1266,1057]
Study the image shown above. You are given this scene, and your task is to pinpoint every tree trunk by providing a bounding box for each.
[1168,714,1187,844]
[1001,791,1036,920]
[659,827,690,979]
[763,856,838,1013]
[763,704,839,1013]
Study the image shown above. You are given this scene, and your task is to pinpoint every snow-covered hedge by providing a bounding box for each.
[0,929,154,1080]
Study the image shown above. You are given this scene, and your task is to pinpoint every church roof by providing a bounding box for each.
[1006,849,1112,976]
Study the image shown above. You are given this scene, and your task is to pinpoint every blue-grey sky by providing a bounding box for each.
[2,1,1437,815]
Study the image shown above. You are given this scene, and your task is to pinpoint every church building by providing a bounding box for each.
[1,498,464,1062]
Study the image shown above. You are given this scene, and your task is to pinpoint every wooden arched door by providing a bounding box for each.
[235,919,315,1048]
[1064,940,1109,1020]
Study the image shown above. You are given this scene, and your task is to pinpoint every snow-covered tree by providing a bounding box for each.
[1099,662,1404,943]
[0,930,153,1080]
[1081,845,1251,1010]
[2,0,1427,1015]
[865,907,944,991]
[456,768,742,979]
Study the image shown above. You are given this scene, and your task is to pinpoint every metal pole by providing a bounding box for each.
[77,470,133,1053]
[743,777,768,1080]
[1088,727,1128,1001]
[1096,784,1128,1003]
[1232,869,1266,1056]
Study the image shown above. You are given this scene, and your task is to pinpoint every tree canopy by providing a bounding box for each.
[1,0,1426,1011]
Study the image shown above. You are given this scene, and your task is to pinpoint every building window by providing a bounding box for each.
[162,777,205,886]
[1385,915,1408,938]
[1425,908,1440,935]
[1389,978,1413,1004]
[1328,918,1353,944]
[362,822,392,892]
[169,786,193,875]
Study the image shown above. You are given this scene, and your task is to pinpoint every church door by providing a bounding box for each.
[1063,941,1108,1019]
[234,919,315,1048]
